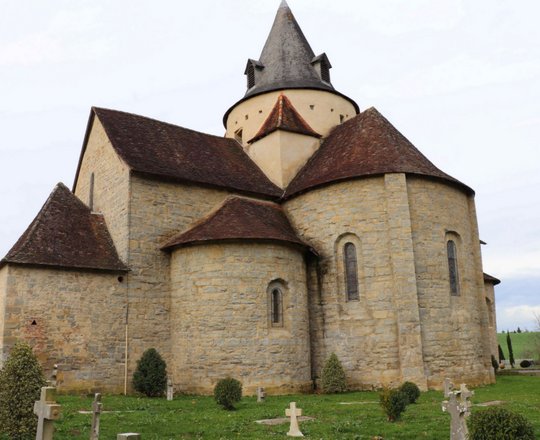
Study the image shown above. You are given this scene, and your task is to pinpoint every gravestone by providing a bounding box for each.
[257,386,266,403]
[34,387,61,440]
[167,377,173,401]
[441,379,474,440]
[117,434,141,440]
[90,393,102,440]
[285,402,304,437]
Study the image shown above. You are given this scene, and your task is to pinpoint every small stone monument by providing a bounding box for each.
[442,378,474,440]
[285,402,304,437]
[49,364,58,387]
[167,377,174,401]
[90,393,102,440]
[117,434,141,440]
[257,386,266,403]
[34,387,61,440]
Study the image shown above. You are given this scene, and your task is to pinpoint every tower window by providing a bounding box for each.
[89,172,95,211]
[271,288,282,325]
[447,240,460,296]
[344,242,359,301]
[234,128,243,144]
[340,114,345,123]
[247,64,255,89]
[321,62,330,82]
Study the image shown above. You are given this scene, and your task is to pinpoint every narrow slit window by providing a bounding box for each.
[89,172,95,211]
[271,288,282,325]
[247,65,255,88]
[234,128,243,144]
[321,62,330,82]
[344,242,359,300]
[447,240,460,296]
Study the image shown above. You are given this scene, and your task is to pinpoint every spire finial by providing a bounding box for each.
[279,0,289,8]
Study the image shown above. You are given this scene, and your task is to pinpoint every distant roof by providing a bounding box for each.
[161,196,313,253]
[285,107,473,198]
[1,183,127,272]
[223,2,358,126]
[249,94,321,143]
[74,107,282,199]
[484,273,501,285]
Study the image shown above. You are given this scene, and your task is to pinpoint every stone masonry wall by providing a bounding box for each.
[74,116,131,261]
[125,177,230,387]
[0,266,7,359]
[406,176,494,388]
[483,282,498,359]
[170,242,311,395]
[285,177,405,390]
[0,265,126,393]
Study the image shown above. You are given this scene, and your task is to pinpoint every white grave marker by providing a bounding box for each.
[34,387,61,440]
[285,402,304,437]
[167,377,173,401]
[442,379,474,440]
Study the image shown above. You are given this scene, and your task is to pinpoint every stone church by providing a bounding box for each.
[0,2,500,394]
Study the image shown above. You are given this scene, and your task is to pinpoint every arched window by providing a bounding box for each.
[447,240,460,296]
[271,288,282,325]
[344,242,359,300]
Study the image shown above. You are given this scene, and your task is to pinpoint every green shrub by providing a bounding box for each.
[507,331,515,368]
[132,348,167,397]
[379,388,408,422]
[498,344,505,361]
[491,355,499,372]
[399,381,421,404]
[213,378,242,410]
[0,342,46,439]
[468,407,535,440]
[520,359,532,368]
[321,353,347,393]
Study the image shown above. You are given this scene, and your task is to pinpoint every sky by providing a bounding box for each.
[0,0,539,331]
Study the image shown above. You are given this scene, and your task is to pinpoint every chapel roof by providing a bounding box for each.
[75,107,282,199]
[483,273,501,286]
[223,1,358,125]
[248,94,321,143]
[161,196,313,253]
[1,183,127,272]
[285,107,473,198]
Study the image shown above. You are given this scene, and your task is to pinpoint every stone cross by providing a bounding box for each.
[167,377,173,401]
[117,434,141,440]
[257,386,266,403]
[34,387,61,440]
[90,393,102,440]
[442,379,474,440]
[285,402,304,437]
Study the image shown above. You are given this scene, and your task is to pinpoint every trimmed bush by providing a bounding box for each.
[321,353,347,393]
[0,342,46,439]
[379,388,408,422]
[399,381,421,404]
[214,378,242,410]
[520,359,532,368]
[132,348,167,397]
[468,407,535,440]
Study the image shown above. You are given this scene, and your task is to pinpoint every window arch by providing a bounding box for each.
[447,239,460,296]
[344,242,359,301]
[267,280,286,327]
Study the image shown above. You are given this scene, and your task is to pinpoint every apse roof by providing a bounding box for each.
[249,94,321,143]
[161,196,313,253]
[1,183,127,272]
[285,107,473,198]
[74,107,282,199]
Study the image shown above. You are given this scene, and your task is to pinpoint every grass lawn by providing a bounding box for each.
[42,375,540,439]
[497,331,540,360]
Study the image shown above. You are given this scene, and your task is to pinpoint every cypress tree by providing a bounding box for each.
[498,344,505,362]
[506,331,515,368]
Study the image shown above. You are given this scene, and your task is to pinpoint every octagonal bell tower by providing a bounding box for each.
[224,0,359,188]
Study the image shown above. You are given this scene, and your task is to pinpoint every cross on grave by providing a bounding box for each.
[257,387,266,403]
[34,387,61,440]
[167,377,173,401]
[285,402,304,437]
[90,393,102,440]
[442,380,474,440]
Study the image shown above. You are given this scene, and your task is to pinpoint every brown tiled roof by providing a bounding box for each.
[74,108,282,198]
[161,196,313,252]
[248,94,321,143]
[1,183,127,272]
[484,273,501,285]
[285,107,473,198]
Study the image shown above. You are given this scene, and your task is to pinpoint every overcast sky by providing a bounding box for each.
[1,0,538,331]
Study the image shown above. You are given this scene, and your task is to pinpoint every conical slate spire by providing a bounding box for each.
[244,2,334,98]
